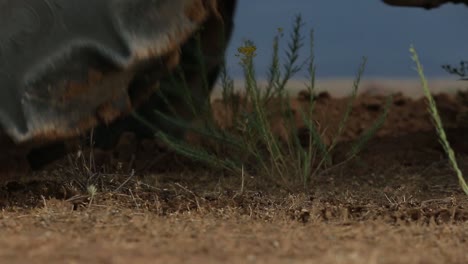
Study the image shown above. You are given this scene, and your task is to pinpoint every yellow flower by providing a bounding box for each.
[237,45,257,58]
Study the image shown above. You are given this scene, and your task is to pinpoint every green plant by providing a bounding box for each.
[411,46,468,195]
[442,60,468,80]
[149,15,390,190]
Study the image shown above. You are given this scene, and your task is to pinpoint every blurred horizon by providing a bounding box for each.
[225,1,468,79]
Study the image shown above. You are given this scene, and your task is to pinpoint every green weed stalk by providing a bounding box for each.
[410,45,468,196]
[145,15,389,190]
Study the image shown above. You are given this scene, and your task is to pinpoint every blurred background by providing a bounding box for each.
[225,0,468,79]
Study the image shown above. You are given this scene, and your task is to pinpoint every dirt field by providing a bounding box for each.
[1,83,468,263]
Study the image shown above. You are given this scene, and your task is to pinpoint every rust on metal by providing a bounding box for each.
[165,49,182,71]
[185,0,208,22]
[96,101,129,125]
[61,70,104,102]
[129,0,211,65]
[23,115,99,146]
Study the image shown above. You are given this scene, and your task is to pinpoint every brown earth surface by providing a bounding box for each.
[1,87,468,263]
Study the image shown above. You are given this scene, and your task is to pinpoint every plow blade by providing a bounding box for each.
[0,0,211,143]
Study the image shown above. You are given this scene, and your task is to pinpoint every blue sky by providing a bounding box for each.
[226,1,468,78]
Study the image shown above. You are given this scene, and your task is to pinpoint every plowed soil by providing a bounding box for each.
[1,85,468,263]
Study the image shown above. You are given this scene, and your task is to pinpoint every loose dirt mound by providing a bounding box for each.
[1,90,468,263]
